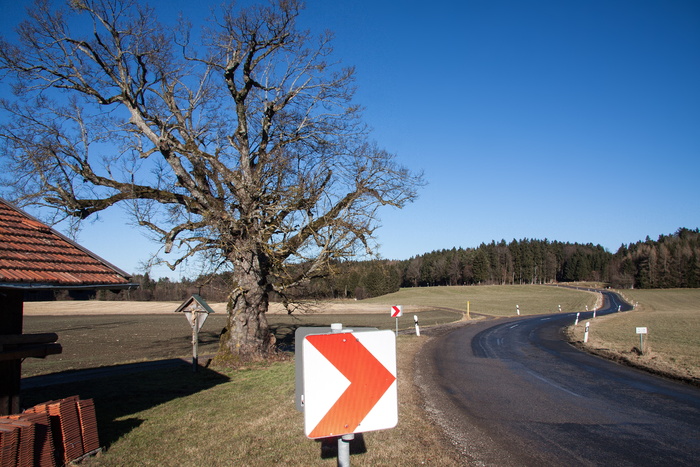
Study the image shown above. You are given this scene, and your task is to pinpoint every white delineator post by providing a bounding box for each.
[516,304,520,316]
[574,312,580,326]
[413,315,420,336]
[584,322,590,343]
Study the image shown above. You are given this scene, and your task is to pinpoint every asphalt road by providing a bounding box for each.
[417,291,700,466]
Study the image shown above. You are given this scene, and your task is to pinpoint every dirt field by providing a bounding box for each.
[21,300,458,378]
[22,300,431,315]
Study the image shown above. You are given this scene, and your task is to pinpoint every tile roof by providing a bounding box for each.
[0,198,133,289]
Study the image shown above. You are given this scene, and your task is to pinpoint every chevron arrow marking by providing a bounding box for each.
[305,332,396,439]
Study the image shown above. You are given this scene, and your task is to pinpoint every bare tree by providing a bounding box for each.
[0,0,423,360]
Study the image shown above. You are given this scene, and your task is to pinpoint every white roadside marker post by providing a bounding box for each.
[636,327,648,355]
[413,315,421,337]
[593,309,597,319]
[574,312,580,326]
[558,304,562,313]
[516,304,520,316]
[584,322,590,343]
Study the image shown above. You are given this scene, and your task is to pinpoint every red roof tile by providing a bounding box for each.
[0,199,132,288]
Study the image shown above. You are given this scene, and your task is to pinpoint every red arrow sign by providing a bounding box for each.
[305,332,396,439]
[391,305,402,317]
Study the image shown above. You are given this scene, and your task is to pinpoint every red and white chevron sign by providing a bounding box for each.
[302,330,397,439]
[391,305,403,318]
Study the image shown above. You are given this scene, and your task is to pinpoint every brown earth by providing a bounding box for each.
[23,300,432,316]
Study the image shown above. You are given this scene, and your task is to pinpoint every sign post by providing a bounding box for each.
[390,305,402,336]
[636,327,648,355]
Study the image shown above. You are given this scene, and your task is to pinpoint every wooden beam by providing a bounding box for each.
[0,333,59,346]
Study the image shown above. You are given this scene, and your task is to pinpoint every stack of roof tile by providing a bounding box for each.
[77,399,100,453]
[0,395,99,466]
[0,419,34,467]
[0,423,20,467]
[47,397,84,465]
[10,411,57,467]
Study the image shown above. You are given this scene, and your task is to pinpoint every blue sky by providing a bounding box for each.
[1,0,699,279]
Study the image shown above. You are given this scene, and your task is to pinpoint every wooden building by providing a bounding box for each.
[0,198,135,415]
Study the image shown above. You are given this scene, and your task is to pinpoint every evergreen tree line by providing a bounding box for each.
[40,228,700,302]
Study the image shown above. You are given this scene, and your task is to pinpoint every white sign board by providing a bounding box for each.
[302,330,397,439]
[636,327,648,334]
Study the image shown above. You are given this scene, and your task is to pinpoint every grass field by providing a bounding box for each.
[22,336,463,466]
[361,284,599,316]
[568,288,700,384]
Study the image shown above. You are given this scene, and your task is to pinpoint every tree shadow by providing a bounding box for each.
[20,359,230,448]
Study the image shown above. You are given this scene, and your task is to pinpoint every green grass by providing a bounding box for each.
[569,288,700,382]
[361,284,598,316]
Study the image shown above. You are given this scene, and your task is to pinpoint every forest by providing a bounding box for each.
[81,228,700,303]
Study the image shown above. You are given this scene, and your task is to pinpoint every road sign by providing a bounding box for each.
[302,330,397,439]
[636,327,648,334]
[391,305,402,317]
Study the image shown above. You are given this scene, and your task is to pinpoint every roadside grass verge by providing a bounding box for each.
[22,336,462,466]
[361,284,599,316]
[568,288,700,384]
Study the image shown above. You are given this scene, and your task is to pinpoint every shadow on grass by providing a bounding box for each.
[319,434,367,459]
[20,360,230,448]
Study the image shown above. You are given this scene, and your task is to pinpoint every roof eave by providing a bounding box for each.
[0,282,140,291]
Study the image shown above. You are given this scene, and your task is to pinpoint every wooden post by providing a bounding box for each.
[0,289,24,415]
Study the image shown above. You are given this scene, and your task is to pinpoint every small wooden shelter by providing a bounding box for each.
[0,198,136,415]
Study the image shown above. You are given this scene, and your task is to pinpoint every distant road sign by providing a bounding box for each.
[302,330,397,439]
[391,305,403,318]
[636,327,648,334]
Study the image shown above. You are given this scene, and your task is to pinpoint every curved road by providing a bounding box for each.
[417,291,700,466]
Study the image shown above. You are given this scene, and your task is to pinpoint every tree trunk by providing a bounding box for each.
[216,250,276,363]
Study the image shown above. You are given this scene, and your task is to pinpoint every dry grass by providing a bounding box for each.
[568,289,700,384]
[23,336,462,466]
